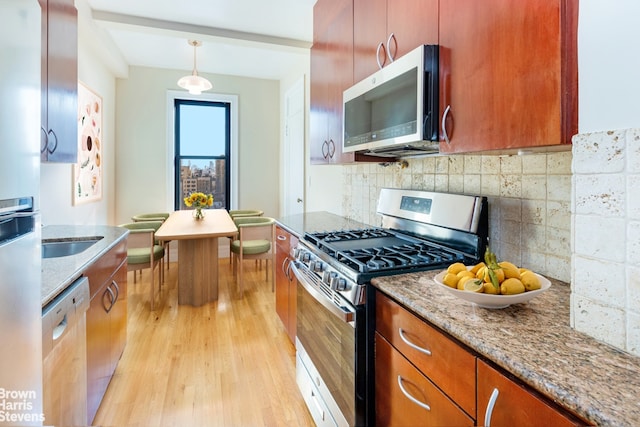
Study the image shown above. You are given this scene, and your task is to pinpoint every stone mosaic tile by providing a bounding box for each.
[521,174,547,199]
[573,293,626,349]
[521,153,547,174]
[574,174,626,217]
[463,173,481,194]
[574,214,626,262]
[522,198,546,225]
[547,174,572,201]
[546,200,571,229]
[573,255,626,306]
[628,174,640,219]
[547,151,572,174]
[500,173,522,198]
[627,128,640,173]
[572,129,626,174]
[628,221,640,264]
[500,154,522,173]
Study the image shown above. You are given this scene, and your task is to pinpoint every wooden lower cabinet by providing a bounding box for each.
[375,332,474,426]
[85,243,127,425]
[477,359,588,427]
[275,226,298,343]
[375,291,590,426]
[376,291,476,417]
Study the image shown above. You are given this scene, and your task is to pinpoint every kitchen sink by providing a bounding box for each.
[42,237,103,259]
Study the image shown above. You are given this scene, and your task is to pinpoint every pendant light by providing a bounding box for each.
[177,40,212,95]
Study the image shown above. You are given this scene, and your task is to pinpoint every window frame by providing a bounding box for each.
[166,90,238,212]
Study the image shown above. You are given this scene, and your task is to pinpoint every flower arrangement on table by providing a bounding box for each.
[184,192,213,220]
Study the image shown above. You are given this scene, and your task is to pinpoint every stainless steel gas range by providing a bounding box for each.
[292,189,488,427]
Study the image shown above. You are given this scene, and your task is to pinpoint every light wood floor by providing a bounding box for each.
[93,258,315,427]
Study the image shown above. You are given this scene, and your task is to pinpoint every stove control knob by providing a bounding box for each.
[330,276,346,291]
[312,261,324,272]
[299,251,311,263]
[322,271,332,284]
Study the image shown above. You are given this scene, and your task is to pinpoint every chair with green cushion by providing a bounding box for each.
[132,212,171,270]
[119,221,166,310]
[228,209,264,264]
[229,209,264,219]
[230,216,276,296]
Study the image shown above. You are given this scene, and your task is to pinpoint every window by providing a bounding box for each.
[174,99,230,210]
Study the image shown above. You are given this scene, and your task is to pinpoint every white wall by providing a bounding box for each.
[114,67,281,225]
[578,0,640,132]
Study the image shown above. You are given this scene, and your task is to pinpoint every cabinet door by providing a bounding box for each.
[86,280,112,424]
[477,359,588,427]
[386,0,438,60]
[310,0,354,164]
[41,0,78,162]
[353,0,387,82]
[108,262,127,374]
[375,333,474,427]
[439,0,577,153]
[354,0,439,83]
[275,226,292,330]
[275,226,298,343]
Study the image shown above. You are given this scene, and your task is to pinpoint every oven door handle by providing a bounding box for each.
[291,262,355,324]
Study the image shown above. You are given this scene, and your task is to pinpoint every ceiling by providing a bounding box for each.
[84,0,315,80]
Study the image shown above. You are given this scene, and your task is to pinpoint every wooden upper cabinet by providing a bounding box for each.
[40,0,78,163]
[310,0,354,164]
[353,0,439,82]
[438,0,578,154]
[477,359,590,427]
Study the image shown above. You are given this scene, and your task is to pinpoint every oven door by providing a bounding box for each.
[293,262,362,427]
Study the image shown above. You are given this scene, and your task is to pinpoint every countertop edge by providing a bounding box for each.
[41,225,129,307]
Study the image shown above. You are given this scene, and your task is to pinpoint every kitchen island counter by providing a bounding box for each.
[42,225,129,307]
[371,270,640,426]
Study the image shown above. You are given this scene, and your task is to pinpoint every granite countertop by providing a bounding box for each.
[42,225,129,307]
[372,271,640,426]
[276,211,371,237]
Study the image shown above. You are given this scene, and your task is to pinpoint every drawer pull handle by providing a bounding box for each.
[397,375,431,411]
[398,328,432,356]
[484,388,500,427]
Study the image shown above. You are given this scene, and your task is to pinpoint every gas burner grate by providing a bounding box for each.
[336,243,465,273]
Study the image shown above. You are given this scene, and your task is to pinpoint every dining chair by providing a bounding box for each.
[119,221,165,310]
[228,209,264,264]
[132,212,171,270]
[230,216,276,296]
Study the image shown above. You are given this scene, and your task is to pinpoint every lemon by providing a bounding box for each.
[463,279,484,293]
[500,278,526,295]
[457,276,476,290]
[470,262,486,274]
[483,282,500,294]
[520,271,541,291]
[447,262,467,275]
[519,267,532,275]
[442,273,460,288]
[498,261,520,279]
[457,270,475,280]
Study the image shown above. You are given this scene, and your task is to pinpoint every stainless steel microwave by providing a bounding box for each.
[343,44,439,158]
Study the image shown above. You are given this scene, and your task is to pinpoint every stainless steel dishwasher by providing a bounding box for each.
[42,277,90,426]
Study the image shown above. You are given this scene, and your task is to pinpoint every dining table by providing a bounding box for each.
[155,209,237,306]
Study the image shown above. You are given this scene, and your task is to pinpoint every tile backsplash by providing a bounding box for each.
[342,151,573,283]
[571,128,640,356]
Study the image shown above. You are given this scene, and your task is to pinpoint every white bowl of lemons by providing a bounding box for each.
[433,260,551,309]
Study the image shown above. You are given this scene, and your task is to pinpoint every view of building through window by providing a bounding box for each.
[179,159,226,209]
[174,99,230,210]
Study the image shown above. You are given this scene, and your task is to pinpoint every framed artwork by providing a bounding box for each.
[73,81,103,205]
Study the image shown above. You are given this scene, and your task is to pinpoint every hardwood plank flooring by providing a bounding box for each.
[93,258,315,427]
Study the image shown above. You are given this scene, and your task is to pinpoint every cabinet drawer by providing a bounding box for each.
[375,333,474,427]
[477,359,589,427]
[376,291,476,416]
[84,240,126,298]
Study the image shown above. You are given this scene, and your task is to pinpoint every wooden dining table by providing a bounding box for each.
[155,209,237,306]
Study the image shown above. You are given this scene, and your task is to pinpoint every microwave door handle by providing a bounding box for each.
[290,262,355,324]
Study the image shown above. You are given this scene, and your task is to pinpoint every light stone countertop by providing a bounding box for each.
[371,270,640,427]
[41,225,129,307]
